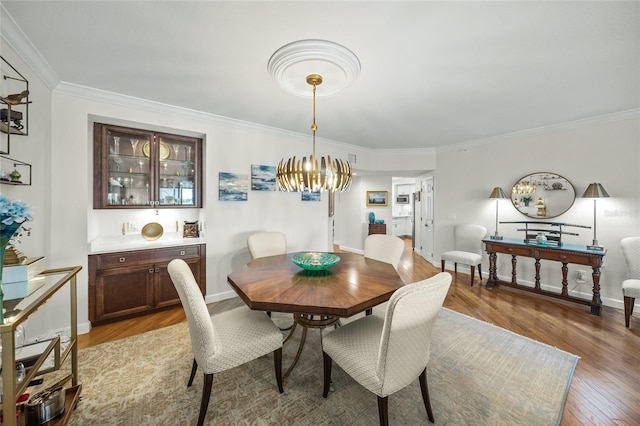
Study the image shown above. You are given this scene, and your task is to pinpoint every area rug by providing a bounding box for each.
[67,300,578,425]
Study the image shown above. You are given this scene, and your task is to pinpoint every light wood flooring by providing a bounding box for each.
[79,238,640,424]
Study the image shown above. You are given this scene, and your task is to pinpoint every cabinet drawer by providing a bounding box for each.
[92,245,201,269]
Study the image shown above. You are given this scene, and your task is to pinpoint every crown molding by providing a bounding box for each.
[437,108,640,153]
[1,3,60,90]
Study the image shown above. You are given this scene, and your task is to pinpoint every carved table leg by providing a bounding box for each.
[591,266,603,316]
[561,262,569,296]
[511,255,517,285]
[486,251,497,289]
[534,257,541,290]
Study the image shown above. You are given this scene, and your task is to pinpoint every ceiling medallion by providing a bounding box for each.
[267,39,361,98]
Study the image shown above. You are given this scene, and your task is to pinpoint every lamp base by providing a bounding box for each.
[490,235,504,240]
[586,244,605,251]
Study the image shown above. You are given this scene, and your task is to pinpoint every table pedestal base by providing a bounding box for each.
[283,313,339,379]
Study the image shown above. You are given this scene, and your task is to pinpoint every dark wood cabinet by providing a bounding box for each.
[88,244,206,325]
[368,223,387,235]
[93,123,202,209]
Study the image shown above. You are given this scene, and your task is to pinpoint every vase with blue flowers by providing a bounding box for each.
[0,195,32,324]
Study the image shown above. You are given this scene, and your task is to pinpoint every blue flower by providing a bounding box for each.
[0,195,32,242]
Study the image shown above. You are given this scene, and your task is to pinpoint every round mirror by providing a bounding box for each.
[510,172,575,219]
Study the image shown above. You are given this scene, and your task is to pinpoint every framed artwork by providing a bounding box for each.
[219,172,248,201]
[251,164,276,191]
[183,220,199,238]
[366,191,388,207]
[301,190,321,201]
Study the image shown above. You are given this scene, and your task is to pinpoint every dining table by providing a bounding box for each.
[227,251,405,377]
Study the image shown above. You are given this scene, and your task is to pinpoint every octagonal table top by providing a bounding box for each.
[227,252,405,317]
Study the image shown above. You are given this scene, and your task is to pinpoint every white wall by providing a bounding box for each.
[434,114,640,309]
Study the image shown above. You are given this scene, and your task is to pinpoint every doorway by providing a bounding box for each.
[420,176,434,263]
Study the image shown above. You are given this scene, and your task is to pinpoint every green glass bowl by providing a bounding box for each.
[291,252,340,271]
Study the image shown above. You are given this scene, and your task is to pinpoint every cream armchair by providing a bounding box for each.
[441,224,487,286]
[620,237,640,328]
[322,272,452,425]
[167,259,284,426]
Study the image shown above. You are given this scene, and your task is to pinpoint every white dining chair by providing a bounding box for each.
[322,272,452,426]
[441,224,487,286]
[364,234,405,270]
[247,231,287,259]
[620,237,640,328]
[167,259,284,426]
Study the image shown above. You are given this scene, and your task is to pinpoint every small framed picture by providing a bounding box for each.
[183,221,199,238]
[366,191,388,207]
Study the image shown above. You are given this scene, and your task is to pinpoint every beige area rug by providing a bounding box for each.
[68,299,578,425]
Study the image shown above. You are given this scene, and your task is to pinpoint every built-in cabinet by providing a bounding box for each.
[93,123,202,209]
[392,217,412,237]
[88,244,206,325]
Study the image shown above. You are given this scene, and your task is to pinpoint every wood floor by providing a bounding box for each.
[79,238,640,424]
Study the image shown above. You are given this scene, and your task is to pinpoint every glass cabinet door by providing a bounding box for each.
[157,134,199,207]
[106,128,152,207]
[93,123,202,209]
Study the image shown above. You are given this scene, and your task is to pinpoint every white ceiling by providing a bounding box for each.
[2,1,639,150]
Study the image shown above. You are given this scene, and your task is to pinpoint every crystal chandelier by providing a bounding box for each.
[276,74,352,192]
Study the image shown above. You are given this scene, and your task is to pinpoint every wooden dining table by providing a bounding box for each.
[227,251,405,377]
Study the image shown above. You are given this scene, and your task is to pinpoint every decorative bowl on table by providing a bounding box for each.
[291,252,340,271]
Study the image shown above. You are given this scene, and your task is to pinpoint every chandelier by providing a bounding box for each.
[512,179,536,195]
[276,74,352,192]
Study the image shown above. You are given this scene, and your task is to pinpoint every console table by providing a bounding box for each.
[483,238,606,315]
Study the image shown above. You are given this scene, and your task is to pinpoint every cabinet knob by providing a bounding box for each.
[119,257,126,263]
[149,268,154,273]
[155,267,160,273]
[180,250,186,256]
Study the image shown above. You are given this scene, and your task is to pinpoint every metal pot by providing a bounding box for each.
[25,386,65,425]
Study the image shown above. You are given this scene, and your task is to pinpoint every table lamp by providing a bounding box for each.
[582,182,609,251]
[489,187,508,240]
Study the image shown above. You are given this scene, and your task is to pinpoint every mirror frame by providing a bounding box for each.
[510,172,576,219]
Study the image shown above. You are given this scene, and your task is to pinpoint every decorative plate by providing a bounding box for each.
[141,222,164,240]
[291,252,340,271]
[142,141,170,160]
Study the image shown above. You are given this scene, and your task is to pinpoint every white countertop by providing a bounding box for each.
[89,233,206,254]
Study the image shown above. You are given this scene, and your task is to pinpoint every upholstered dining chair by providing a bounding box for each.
[247,231,287,260]
[322,272,452,426]
[167,259,284,426]
[440,224,487,286]
[364,234,405,270]
[620,237,640,328]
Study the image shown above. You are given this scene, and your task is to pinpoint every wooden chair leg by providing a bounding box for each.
[477,264,483,284]
[322,352,332,398]
[188,358,198,387]
[197,373,213,426]
[454,263,458,274]
[624,296,635,328]
[470,265,475,286]
[274,348,284,393]
[377,395,389,426]
[440,259,445,272]
[419,368,435,423]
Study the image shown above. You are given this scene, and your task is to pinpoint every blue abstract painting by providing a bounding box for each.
[301,190,321,201]
[219,172,248,201]
[251,164,276,191]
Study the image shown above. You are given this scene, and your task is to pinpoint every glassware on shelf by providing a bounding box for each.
[111,136,120,154]
[138,159,145,173]
[162,162,168,174]
[172,144,181,160]
[130,138,139,156]
[185,146,192,162]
